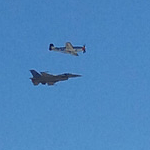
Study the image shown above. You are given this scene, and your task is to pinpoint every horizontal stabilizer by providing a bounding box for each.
[30,78,40,85]
[47,82,55,85]
[82,45,86,53]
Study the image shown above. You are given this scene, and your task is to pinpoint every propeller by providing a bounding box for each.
[82,44,86,53]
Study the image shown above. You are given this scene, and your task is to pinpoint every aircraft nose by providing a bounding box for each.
[82,45,86,53]
[73,74,82,77]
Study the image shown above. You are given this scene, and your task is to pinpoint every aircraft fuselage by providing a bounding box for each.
[30,70,81,86]
[53,46,83,53]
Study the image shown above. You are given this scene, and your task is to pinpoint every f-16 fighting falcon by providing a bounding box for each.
[30,70,81,86]
[49,42,86,56]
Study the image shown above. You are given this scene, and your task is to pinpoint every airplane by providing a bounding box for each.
[30,70,81,86]
[49,42,86,56]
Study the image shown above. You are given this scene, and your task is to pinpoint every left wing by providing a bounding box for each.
[47,82,55,85]
[70,51,78,56]
[47,79,60,85]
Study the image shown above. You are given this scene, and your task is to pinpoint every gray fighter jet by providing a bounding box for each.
[30,70,81,86]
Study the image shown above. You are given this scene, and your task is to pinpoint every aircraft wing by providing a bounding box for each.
[70,51,78,56]
[66,42,74,51]
[47,82,55,85]
[47,80,60,85]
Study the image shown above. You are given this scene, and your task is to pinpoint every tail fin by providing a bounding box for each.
[49,44,54,51]
[30,70,41,78]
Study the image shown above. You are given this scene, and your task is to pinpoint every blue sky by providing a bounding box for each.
[0,0,150,149]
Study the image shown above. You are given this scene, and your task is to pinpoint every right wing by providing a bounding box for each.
[66,42,74,51]
[40,72,54,77]
[65,42,78,56]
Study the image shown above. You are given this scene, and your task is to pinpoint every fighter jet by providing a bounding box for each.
[30,70,81,86]
[49,42,86,56]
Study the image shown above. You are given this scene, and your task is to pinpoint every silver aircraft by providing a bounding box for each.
[49,42,86,56]
[30,70,81,86]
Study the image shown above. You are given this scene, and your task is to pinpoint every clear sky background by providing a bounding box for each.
[0,0,150,150]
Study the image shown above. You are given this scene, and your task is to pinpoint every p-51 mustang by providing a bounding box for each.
[30,70,81,86]
[49,42,86,56]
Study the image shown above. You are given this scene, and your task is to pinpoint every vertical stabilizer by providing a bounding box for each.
[30,70,41,78]
[49,44,54,51]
